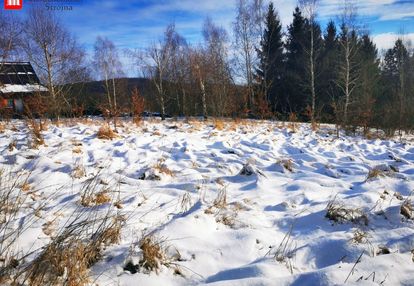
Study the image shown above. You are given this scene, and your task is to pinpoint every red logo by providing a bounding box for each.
[4,0,22,10]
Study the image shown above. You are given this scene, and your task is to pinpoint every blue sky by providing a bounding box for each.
[53,0,414,47]
[18,0,414,74]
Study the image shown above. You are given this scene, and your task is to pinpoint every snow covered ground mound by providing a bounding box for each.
[1,119,414,285]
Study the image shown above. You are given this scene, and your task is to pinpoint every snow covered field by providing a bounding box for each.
[1,118,414,286]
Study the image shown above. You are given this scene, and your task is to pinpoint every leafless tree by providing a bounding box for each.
[0,11,21,70]
[93,36,124,129]
[300,0,319,122]
[22,6,87,118]
[164,24,189,116]
[139,24,179,120]
[233,0,264,111]
[336,1,360,125]
[202,18,233,117]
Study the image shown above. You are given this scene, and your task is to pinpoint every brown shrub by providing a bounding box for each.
[139,235,166,272]
[97,124,117,140]
[131,87,145,125]
[213,119,225,131]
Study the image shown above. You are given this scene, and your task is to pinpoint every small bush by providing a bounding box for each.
[97,124,117,140]
[213,119,225,131]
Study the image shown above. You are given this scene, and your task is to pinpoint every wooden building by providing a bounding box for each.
[0,62,48,114]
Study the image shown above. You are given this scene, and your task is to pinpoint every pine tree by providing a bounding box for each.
[256,2,284,114]
[319,20,338,121]
[353,34,380,131]
[284,7,307,116]
[381,39,410,133]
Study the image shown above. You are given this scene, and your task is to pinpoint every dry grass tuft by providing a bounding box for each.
[27,119,45,148]
[287,113,298,133]
[97,124,117,140]
[213,187,227,209]
[153,159,174,177]
[213,119,225,131]
[72,147,83,154]
[81,190,112,207]
[400,200,413,220]
[366,165,398,181]
[278,159,294,172]
[215,213,237,228]
[0,123,5,134]
[20,182,31,193]
[8,140,16,152]
[352,229,370,244]
[180,193,192,213]
[311,120,319,132]
[72,165,86,179]
[274,224,296,274]
[139,235,167,273]
[366,168,385,180]
[24,214,123,286]
[326,198,368,225]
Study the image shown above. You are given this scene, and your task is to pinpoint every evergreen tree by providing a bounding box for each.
[284,7,307,116]
[256,2,284,114]
[381,39,411,133]
[353,34,380,131]
[319,20,338,121]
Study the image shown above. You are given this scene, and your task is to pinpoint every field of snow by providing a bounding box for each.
[1,118,414,286]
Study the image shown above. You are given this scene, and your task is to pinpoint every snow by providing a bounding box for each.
[1,119,414,285]
[0,84,48,94]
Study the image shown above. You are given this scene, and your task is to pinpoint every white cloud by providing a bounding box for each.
[373,32,414,53]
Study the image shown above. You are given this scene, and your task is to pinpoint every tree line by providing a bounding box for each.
[0,1,413,135]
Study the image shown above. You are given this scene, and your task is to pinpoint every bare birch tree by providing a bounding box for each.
[93,36,124,129]
[140,24,177,120]
[22,6,86,118]
[300,0,319,122]
[233,0,264,112]
[336,1,360,126]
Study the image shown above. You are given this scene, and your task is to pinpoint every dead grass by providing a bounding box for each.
[81,190,112,207]
[153,159,174,177]
[72,147,83,154]
[179,193,192,213]
[273,224,296,274]
[366,165,398,181]
[72,164,86,179]
[213,187,227,209]
[97,124,117,140]
[20,182,31,193]
[400,200,413,220]
[215,213,237,228]
[352,230,370,244]
[278,159,294,172]
[287,113,298,133]
[0,123,5,134]
[8,140,16,152]
[326,197,368,225]
[139,235,166,272]
[213,119,225,131]
[24,215,123,286]
[27,119,45,148]
[366,168,385,180]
